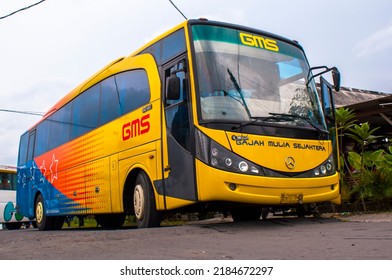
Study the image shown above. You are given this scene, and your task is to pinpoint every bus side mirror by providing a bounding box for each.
[332,67,341,92]
[166,74,181,100]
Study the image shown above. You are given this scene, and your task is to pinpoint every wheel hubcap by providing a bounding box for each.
[134,184,145,220]
[36,201,43,224]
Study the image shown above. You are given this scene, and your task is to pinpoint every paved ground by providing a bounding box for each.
[0,211,391,260]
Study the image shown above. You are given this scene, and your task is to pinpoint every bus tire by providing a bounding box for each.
[35,194,56,230]
[133,171,161,228]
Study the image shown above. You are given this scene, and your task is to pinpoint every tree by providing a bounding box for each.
[335,107,357,201]
[345,122,391,211]
[346,122,380,170]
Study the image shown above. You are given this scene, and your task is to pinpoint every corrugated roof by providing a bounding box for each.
[316,84,392,135]
[333,86,392,135]
[316,84,390,107]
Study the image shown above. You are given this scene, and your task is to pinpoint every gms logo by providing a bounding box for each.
[239,32,279,52]
[122,114,150,141]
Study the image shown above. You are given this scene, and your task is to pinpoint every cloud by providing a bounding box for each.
[354,24,392,58]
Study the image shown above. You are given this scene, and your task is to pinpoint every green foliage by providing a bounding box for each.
[335,107,356,134]
[336,108,392,207]
[335,107,357,197]
[384,146,392,168]
[346,122,380,150]
[348,150,385,171]
[346,122,382,174]
[348,148,392,203]
[347,151,361,170]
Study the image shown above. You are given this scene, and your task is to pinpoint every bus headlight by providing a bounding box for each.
[238,161,249,172]
[313,155,335,177]
[196,128,263,175]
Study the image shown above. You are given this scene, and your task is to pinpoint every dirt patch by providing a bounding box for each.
[323,211,392,223]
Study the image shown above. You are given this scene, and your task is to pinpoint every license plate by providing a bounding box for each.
[280,193,303,204]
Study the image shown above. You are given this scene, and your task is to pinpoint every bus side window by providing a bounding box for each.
[115,70,150,114]
[1,175,11,190]
[18,132,29,165]
[27,131,36,162]
[48,103,71,150]
[99,76,121,125]
[165,62,186,107]
[71,84,100,139]
[164,61,191,151]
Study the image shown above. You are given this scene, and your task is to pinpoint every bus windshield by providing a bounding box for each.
[192,24,326,131]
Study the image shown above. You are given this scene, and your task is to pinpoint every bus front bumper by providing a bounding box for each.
[196,161,341,206]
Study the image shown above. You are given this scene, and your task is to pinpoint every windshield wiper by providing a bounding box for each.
[231,116,286,130]
[227,68,252,118]
[268,113,328,134]
[231,117,262,130]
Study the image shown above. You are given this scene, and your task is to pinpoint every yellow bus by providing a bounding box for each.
[17,19,341,230]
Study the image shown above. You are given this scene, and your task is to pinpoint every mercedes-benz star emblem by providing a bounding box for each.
[285,156,296,170]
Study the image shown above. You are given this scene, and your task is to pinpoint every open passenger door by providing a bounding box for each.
[320,76,339,170]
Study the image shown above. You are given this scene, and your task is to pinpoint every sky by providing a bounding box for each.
[1,0,391,166]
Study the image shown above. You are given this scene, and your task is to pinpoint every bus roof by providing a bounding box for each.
[0,165,16,173]
[26,18,302,131]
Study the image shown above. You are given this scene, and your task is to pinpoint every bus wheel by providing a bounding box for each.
[133,171,161,228]
[230,207,261,222]
[35,194,56,230]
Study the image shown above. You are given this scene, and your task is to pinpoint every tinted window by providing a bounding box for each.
[35,120,50,156]
[140,28,186,65]
[0,172,16,190]
[48,102,72,150]
[115,70,150,113]
[71,83,100,139]
[27,131,36,161]
[162,29,186,63]
[18,132,29,165]
[28,70,151,156]
[99,76,121,125]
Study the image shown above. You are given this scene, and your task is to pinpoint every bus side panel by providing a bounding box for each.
[33,130,110,216]
[16,165,30,217]
[24,102,161,217]
[16,54,163,219]
[17,159,88,218]
[110,154,121,213]
[84,157,112,215]
[17,162,43,218]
